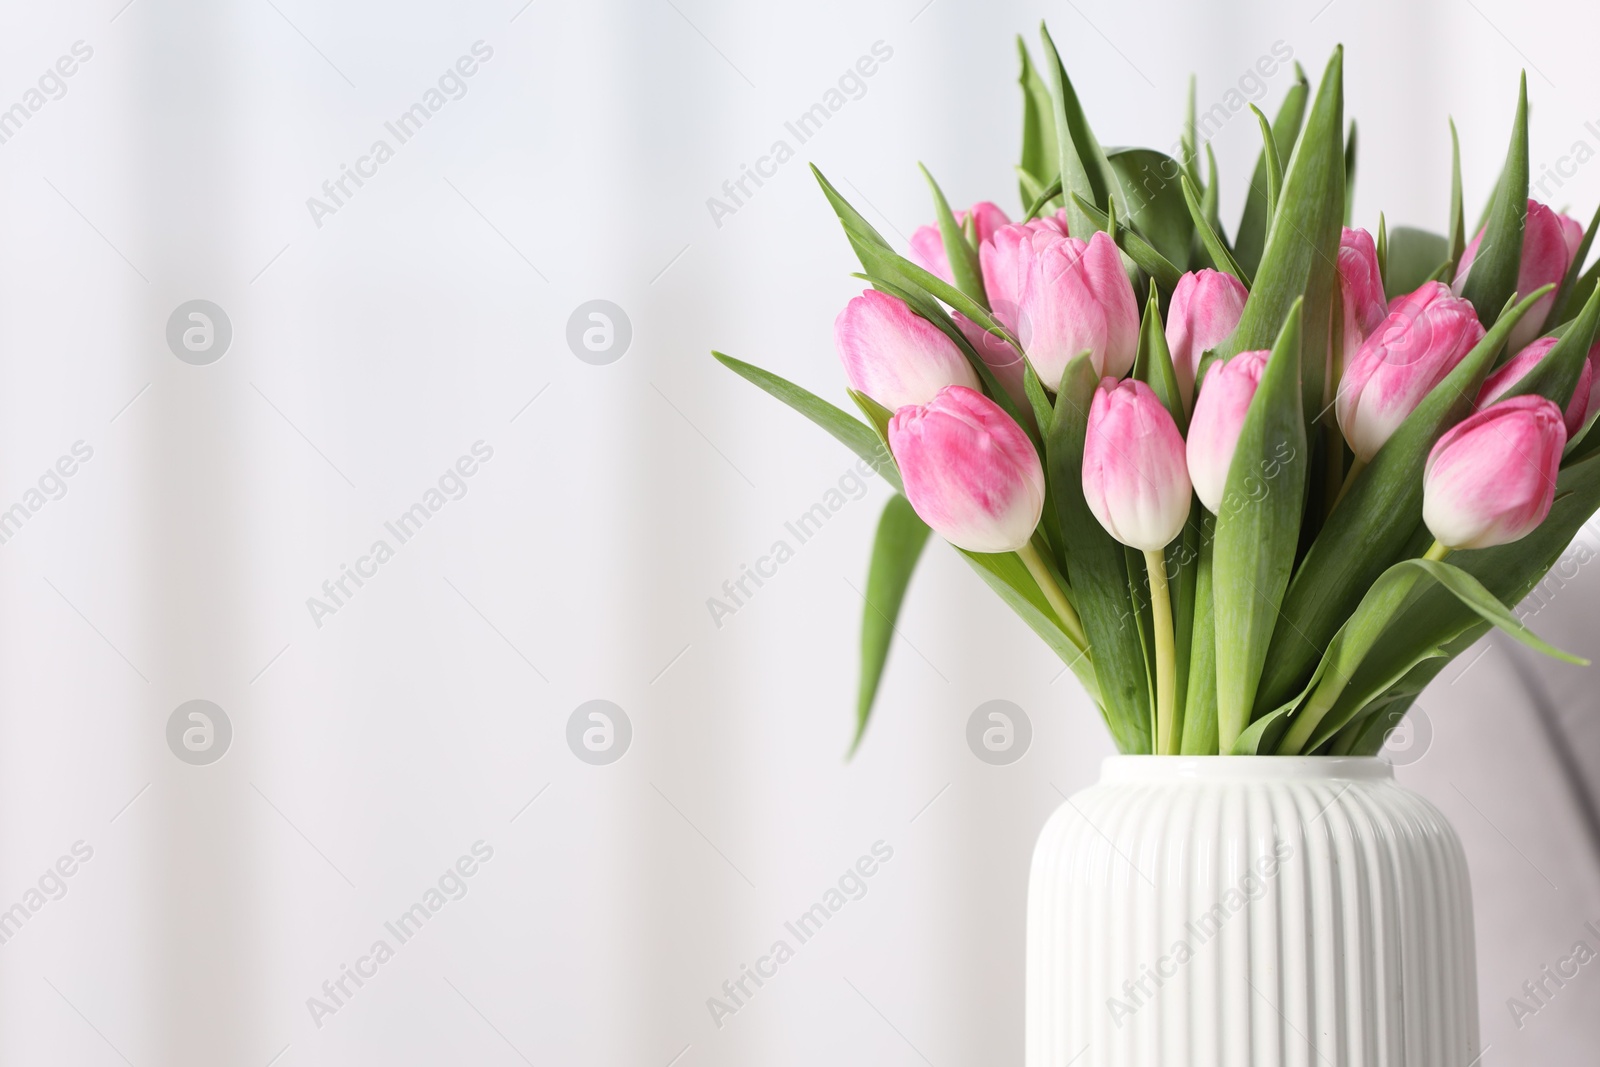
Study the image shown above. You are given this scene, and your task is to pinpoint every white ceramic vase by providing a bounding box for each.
[1026,757,1479,1066]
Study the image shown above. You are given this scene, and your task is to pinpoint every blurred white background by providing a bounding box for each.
[0,0,1598,1063]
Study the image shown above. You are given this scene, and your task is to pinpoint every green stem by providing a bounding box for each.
[1019,541,1089,653]
[1280,539,1452,754]
[1144,548,1177,756]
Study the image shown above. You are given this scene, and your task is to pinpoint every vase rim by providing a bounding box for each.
[1101,755,1393,782]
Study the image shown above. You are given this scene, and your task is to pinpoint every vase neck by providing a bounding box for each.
[1100,755,1393,783]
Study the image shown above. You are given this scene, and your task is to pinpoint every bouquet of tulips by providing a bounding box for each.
[715,27,1600,757]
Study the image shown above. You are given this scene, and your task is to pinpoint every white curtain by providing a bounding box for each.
[0,0,1597,1062]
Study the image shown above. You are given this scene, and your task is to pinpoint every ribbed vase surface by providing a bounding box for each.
[1026,757,1479,1066]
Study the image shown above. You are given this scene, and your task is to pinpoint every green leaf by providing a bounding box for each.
[1549,200,1600,327]
[1045,352,1152,753]
[1248,105,1284,238]
[1016,38,1060,209]
[852,496,932,754]
[1132,283,1185,427]
[1039,22,1125,241]
[1234,65,1309,277]
[1182,75,1202,189]
[1279,557,1583,753]
[1071,194,1183,290]
[1107,149,1195,271]
[920,163,986,308]
[1254,286,1551,711]
[1179,514,1217,754]
[1446,118,1467,275]
[1212,301,1309,750]
[1230,697,1298,754]
[712,352,899,492]
[1180,173,1250,284]
[1376,213,1389,286]
[1383,227,1450,301]
[1460,73,1529,327]
[1215,47,1344,427]
[1343,119,1358,227]
[1495,275,1600,412]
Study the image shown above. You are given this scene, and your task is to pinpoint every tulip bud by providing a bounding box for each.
[907,201,1011,283]
[978,215,1071,333]
[1015,230,1140,389]
[1082,378,1192,551]
[888,385,1045,553]
[1454,199,1584,351]
[835,289,980,410]
[1338,227,1387,362]
[1165,269,1248,410]
[1476,337,1593,437]
[1186,350,1270,514]
[1336,281,1486,462]
[1423,395,1565,549]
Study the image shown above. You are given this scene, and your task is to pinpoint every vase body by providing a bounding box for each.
[1025,757,1479,1066]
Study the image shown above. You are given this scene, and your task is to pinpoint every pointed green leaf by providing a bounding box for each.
[1017,37,1060,208]
[851,496,932,754]
[1549,201,1600,327]
[1447,118,1467,274]
[1343,119,1358,227]
[1045,352,1152,753]
[1182,75,1202,189]
[1180,173,1250,284]
[1215,47,1344,427]
[919,164,986,308]
[1132,283,1185,428]
[1460,74,1529,326]
[1213,301,1309,750]
[712,352,899,491]
[1248,105,1284,235]
[1234,66,1309,276]
[1039,23,1125,240]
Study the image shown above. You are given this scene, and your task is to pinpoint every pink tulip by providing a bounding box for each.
[1454,199,1584,351]
[1166,269,1248,410]
[835,289,980,410]
[1336,281,1486,462]
[907,201,1011,283]
[977,214,1072,333]
[1015,230,1140,389]
[1082,378,1192,551]
[1423,395,1565,549]
[1476,337,1593,437]
[1338,227,1387,363]
[888,386,1045,553]
[1186,350,1270,514]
